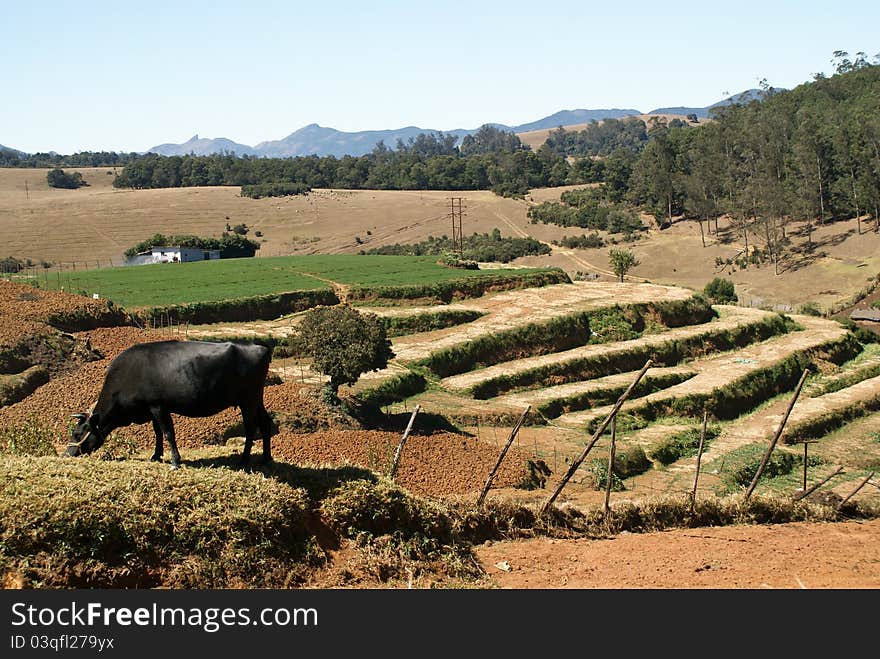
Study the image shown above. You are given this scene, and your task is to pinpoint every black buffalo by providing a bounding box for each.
[67,340,275,467]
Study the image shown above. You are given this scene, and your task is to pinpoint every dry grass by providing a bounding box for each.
[0,454,315,587]
[2,439,878,589]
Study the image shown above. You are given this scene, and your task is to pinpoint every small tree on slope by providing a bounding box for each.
[291,305,395,401]
[608,248,640,282]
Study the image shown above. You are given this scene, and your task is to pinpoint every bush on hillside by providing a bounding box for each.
[703,277,737,304]
[47,168,87,189]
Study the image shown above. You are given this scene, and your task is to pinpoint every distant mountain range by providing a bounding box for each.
[510,109,641,133]
[2,89,778,159]
[648,88,773,118]
[147,109,644,158]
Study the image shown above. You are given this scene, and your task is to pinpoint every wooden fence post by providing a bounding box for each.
[792,466,844,502]
[690,409,709,509]
[541,359,653,515]
[745,369,809,499]
[603,415,617,516]
[837,472,875,510]
[476,406,530,506]
[794,440,819,492]
[389,404,420,479]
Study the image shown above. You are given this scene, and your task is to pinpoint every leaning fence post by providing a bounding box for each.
[476,406,530,506]
[541,359,653,515]
[837,472,875,510]
[745,369,809,499]
[389,404,420,479]
[793,466,844,502]
[603,415,617,516]
[690,408,709,509]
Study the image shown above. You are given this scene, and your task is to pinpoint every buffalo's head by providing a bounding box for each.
[66,413,104,457]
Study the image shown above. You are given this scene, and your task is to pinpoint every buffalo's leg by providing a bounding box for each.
[152,407,181,468]
[150,418,164,462]
[239,406,258,467]
[257,405,274,464]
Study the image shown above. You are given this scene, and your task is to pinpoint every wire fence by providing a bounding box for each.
[0,259,119,299]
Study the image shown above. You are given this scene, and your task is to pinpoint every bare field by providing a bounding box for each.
[476,519,880,588]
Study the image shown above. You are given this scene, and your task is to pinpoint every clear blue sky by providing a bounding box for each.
[2,0,878,153]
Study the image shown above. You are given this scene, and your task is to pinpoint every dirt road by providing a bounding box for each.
[476,518,880,588]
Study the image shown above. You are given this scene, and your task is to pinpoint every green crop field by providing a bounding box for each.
[31,255,543,308]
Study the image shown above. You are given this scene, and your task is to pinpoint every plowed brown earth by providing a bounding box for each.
[1,319,533,498]
[270,430,531,498]
[0,327,178,437]
[0,281,117,347]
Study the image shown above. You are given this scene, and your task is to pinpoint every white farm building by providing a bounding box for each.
[126,246,221,266]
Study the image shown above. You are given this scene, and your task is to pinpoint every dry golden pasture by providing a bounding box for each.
[1,166,878,313]
[0,167,537,265]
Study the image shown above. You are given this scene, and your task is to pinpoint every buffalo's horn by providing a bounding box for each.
[71,413,87,420]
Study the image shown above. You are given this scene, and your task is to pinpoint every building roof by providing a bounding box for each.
[850,308,880,322]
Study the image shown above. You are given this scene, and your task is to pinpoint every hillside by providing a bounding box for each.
[1,165,877,317]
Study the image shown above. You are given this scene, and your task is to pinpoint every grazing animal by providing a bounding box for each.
[67,340,275,468]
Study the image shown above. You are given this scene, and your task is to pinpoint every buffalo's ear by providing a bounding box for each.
[88,413,101,431]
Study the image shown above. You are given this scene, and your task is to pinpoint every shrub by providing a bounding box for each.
[0,256,25,273]
[585,459,625,491]
[648,425,721,465]
[436,255,479,270]
[240,182,310,199]
[798,301,823,316]
[613,445,652,477]
[703,277,737,304]
[587,306,641,343]
[46,168,86,189]
[364,230,549,263]
[723,445,798,488]
[555,233,605,249]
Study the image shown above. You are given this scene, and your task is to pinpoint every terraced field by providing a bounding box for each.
[2,274,880,589]
[172,277,880,512]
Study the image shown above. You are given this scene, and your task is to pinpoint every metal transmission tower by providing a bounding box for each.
[448,197,465,256]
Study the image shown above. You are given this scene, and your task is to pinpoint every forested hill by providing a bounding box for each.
[612,55,880,249]
[111,125,572,198]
